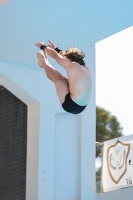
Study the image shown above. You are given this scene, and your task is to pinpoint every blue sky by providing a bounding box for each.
[0,0,133,69]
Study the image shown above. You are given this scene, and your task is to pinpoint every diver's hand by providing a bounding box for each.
[48,40,56,49]
[36,41,46,48]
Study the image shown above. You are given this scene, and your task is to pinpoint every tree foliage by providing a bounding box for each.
[96,106,123,157]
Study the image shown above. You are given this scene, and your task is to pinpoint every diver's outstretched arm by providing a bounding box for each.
[35,41,74,70]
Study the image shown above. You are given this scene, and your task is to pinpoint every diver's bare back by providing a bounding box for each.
[65,63,92,106]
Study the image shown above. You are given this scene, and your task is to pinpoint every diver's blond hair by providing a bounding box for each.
[63,46,85,65]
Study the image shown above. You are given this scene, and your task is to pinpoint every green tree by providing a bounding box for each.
[96,106,123,157]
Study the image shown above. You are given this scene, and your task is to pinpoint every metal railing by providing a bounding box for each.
[95,142,103,193]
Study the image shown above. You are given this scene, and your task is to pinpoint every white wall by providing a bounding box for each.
[0,44,98,200]
[1,40,133,200]
[96,26,133,135]
[96,27,133,199]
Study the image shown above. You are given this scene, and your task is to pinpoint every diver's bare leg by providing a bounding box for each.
[37,51,69,103]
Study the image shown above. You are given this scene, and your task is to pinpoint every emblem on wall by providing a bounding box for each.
[107,140,130,184]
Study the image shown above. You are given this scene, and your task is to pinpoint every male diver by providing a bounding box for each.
[35,40,92,114]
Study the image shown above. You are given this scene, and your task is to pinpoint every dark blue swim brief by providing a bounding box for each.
[62,93,87,114]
